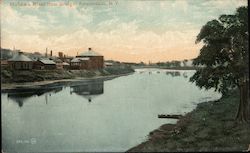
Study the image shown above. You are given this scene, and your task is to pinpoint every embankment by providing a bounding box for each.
[1,65,134,84]
[128,90,250,152]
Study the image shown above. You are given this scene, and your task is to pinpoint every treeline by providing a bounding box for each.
[155,59,195,68]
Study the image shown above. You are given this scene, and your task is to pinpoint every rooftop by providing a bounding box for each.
[39,59,56,65]
[78,48,102,57]
[8,52,33,62]
[71,57,90,63]
[62,62,70,65]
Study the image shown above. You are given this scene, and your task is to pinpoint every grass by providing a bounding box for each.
[127,90,250,152]
[1,66,135,83]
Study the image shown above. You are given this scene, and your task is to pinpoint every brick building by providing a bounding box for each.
[70,48,104,70]
[34,59,56,70]
[8,52,33,70]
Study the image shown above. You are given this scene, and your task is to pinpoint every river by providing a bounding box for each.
[1,68,221,152]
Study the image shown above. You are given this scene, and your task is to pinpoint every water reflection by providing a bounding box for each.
[182,72,188,78]
[7,87,63,107]
[165,71,181,77]
[2,69,222,152]
[70,80,104,102]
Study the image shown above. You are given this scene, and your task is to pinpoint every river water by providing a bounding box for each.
[1,69,221,152]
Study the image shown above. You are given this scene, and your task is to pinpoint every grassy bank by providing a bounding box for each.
[128,90,250,152]
[1,65,134,84]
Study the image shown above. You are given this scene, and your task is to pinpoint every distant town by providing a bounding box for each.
[0,47,195,71]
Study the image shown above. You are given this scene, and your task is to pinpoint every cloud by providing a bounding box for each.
[1,5,45,34]
[2,0,245,62]
[201,0,247,9]
[1,2,200,62]
[2,16,200,62]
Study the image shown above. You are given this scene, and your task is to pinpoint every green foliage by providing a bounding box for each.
[190,6,249,95]
[104,65,134,75]
[156,60,182,67]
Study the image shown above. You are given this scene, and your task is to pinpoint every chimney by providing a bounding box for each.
[46,48,48,57]
[50,50,52,57]
[88,48,91,51]
[58,52,63,58]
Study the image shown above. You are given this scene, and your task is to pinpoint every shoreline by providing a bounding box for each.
[1,72,133,91]
[127,90,250,152]
[133,66,199,70]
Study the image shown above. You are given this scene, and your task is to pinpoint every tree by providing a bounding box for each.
[190,6,249,122]
[171,60,181,67]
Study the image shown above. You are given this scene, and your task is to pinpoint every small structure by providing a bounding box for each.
[62,62,70,69]
[29,52,44,61]
[70,57,90,69]
[54,58,63,69]
[70,48,104,70]
[34,59,56,70]
[104,62,113,67]
[8,52,33,70]
[1,60,9,69]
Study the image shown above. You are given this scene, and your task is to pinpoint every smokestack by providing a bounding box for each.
[58,52,63,58]
[50,50,52,57]
[46,48,48,57]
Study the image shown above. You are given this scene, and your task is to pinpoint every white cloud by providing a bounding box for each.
[2,18,199,61]
[1,1,204,62]
[159,0,189,13]
[202,0,247,9]
[172,0,188,13]
[1,5,45,34]
[126,1,153,12]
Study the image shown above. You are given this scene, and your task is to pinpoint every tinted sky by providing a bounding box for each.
[1,0,248,62]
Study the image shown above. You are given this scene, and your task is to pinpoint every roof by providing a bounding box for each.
[54,58,62,63]
[71,57,89,63]
[8,53,33,62]
[105,62,113,65]
[62,62,70,65]
[79,49,102,57]
[39,59,56,65]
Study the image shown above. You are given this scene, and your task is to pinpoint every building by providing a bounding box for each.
[70,48,104,70]
[54,58,63,69]
[8,52,33,70]
[1,60,9,69]
[34,59,56,70]
[58,52,63,58]
[104,62,113,67]
[28,52,44,61]
[62,62,70,69]
[70,57,90,69]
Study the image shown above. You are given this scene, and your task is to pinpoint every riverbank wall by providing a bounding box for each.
[127,90,250,152]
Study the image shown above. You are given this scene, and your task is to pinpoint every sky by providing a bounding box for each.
[1,0,248,63]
